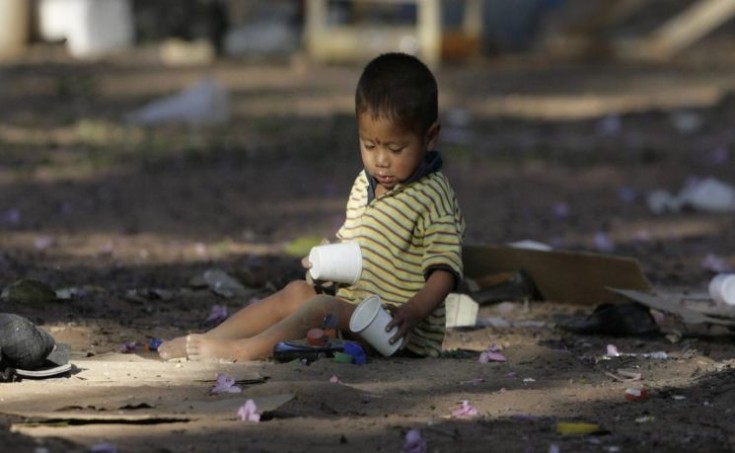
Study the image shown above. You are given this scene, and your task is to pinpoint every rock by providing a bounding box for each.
[1,279,58,305]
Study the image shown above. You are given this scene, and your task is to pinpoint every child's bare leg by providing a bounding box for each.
[158,281,316,359]
[186,294,355,362]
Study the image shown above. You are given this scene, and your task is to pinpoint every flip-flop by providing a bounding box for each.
[1,343,74,381]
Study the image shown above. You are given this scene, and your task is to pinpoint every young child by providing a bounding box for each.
[158,52,464,361]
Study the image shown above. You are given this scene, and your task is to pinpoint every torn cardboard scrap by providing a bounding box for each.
[610,288,735,327]
[463,245,652,305]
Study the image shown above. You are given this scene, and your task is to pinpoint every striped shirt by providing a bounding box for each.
[336,168,465,357]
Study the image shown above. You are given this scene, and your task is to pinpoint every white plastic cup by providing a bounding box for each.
[709,274,735,306]
[349,295,402,357]
[308,242,362,285]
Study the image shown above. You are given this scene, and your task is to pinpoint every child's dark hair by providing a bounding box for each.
[355,53,438,135]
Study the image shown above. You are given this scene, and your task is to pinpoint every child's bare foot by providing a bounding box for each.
[157,336,188,360]
[185,334,250,362]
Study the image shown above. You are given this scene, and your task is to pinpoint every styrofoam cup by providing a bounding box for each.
[308,242,362,285]
[709,274,735,306]
[349,295,402,357]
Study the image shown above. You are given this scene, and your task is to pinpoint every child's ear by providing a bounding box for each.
[425,121,440,149]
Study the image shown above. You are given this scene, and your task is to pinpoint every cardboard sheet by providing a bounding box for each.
[463,245,652,305]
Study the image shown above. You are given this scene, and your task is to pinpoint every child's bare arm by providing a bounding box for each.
[386,269,455,345]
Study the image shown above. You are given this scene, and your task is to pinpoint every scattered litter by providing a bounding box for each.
[210,373,242,394]
[523,378,536,383]
[402,429,427,453]
[508,240,553,251]
[605,345,668,360]
[479,344,507,363]
[605,369,642,382]
[624,387,649,402]
[460,378,485,385]
[451,400,478,418]
[197,269,252,299]
[648,177,735,214]
[343,341,367,365]
[126,78,230,126]
[206,304,229,324]
[708,273,735,305]
[237,399,261,423]
[146,338,163,352]
[672,395,686,401]
[556,421,601,435]
[634,415,655,423]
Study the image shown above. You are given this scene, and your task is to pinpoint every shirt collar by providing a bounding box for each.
[366,150,443,202]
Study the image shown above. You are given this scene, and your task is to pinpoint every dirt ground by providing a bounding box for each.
[1,43,735,452]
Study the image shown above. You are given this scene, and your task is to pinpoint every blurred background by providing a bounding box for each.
[1,0,734,292]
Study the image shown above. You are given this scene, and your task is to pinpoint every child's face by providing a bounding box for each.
[358,113,439,193]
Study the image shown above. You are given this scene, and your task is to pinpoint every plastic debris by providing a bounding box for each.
[556,422,601,435]
[606,344,620,357]
[648,177,735,214]
[201,269,251,298]
[479,344,507,363]
[624,387,649,402]
[206,304,229,324]
[402,429,427,453]
[146,337,163,352]
[237,399,261,422]
[126,78,230,126]
[343,341,367,365]
[451,400,478,418]
[635,415,655,423]
[211,373,242,394]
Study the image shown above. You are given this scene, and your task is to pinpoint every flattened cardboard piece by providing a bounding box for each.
[73,354,264,383]
[463,245,652,305]
[7,393,294,425]
[610,288,735,326]
[445,293,479,328]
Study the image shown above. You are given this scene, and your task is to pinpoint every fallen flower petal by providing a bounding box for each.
[549,443,561,453]
[119,341,138,353]
[451,400,478,418]
[211,373,242,394]
[402,429,427,453]
[237,399,261,422]
[90,442,117,453]
[479,344,507,363]
[329,375,343,384]
[606,344,620,357]
[206,304,229,324]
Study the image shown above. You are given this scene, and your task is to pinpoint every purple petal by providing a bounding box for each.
[551,202,570,219]
[237,399,261,422]
[451,400,478,418]
[479,344,507,363]
[329,375,342,384]
[402,429,427,453]
[90,443,117,453]
[702,253,731,273]
[594,232,615,252]
[211,373,242,394]
[606,344,621,357]
[119,341,138,353]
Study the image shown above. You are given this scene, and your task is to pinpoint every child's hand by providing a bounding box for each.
[385,303,423,347]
